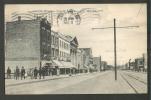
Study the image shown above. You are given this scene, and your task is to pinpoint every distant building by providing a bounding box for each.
[93,56,101,72]
[79,48,93,72]
[143,53,147,72]
[129,61,135,70]
[135,57,144,71]
[101,61,107,71]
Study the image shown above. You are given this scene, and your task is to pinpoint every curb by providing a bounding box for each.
[6,73,91,87]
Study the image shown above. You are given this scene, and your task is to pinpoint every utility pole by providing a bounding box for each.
[92,18,139,81]
[114,19,117,80]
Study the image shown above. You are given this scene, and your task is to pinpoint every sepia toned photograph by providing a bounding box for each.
[5,4,147,94]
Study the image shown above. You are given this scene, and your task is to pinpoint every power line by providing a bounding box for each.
[92,26,139,30]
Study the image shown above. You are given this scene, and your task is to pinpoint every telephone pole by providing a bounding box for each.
[92,18,139,80]
[114,19,117,80]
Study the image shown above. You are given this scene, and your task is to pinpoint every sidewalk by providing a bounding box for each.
[5,72,91,87]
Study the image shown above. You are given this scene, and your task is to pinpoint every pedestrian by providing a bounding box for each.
[34,67,38,79]
[21,66,26,80]
[14,69,16,79]
[7,67,11,79]
[48,67,51,76]
[42,67,45,79]
[15,66,20,80]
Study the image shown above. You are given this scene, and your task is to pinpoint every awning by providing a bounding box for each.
[89,65,95,69]
[79,67,88,70]
[52,60,63,67]
[60,61,76,68]
[41,60,52,67]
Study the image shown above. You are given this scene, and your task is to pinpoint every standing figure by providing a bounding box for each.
[34,67,38,79]
[21,66,26,80]
[48,67,51,76]
[14,69,16,79]
[7,67,11,79]
[15,66,20,80]
[42,67,45,79]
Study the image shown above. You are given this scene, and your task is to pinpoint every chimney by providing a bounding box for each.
[18,16,21,21]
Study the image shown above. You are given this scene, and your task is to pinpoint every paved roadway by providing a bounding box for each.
[5,70,147,94]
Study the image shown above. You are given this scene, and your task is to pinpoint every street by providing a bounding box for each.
[5,70,147,94]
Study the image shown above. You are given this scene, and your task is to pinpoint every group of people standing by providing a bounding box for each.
[7,66,26,80]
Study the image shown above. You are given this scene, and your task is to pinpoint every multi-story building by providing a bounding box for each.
[5,16,52,72]
[57,33,77,75]
[93,56,101,72]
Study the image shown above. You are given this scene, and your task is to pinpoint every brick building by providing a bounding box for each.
[5,16,51,72]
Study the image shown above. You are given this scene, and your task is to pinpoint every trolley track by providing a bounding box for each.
[120,71,147,94]
[120,73,138,93]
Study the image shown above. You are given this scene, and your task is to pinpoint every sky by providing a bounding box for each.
[5,4,147,65]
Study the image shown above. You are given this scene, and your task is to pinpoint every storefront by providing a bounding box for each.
[60,61,77,75]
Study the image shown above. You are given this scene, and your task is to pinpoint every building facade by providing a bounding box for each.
[101,61,107,71]
[79,48,93,72]
[51,31,59,60]
[5,17,51,72]
[58,33,70,61]
[66,36,79,68]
